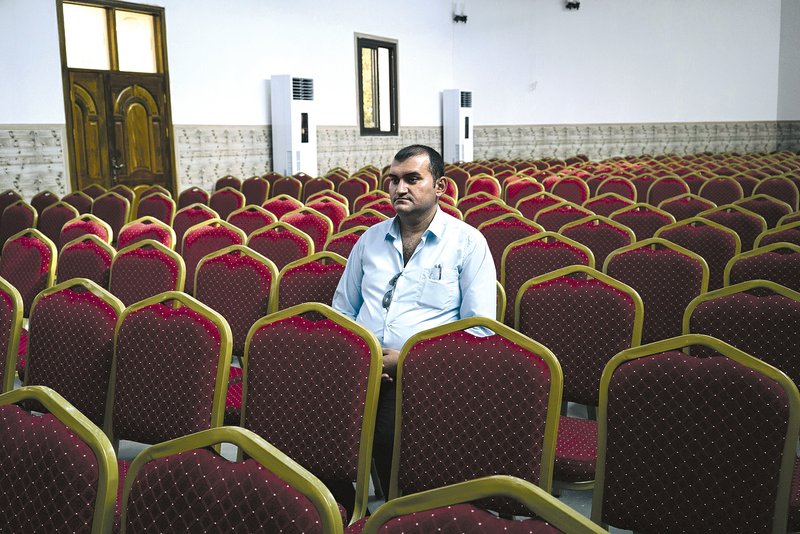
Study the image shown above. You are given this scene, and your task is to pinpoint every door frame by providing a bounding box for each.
[56,0,178,194]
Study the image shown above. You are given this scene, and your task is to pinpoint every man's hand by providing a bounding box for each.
[381,348,400,381]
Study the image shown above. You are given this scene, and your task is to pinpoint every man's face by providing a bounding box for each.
[388,153,445,219]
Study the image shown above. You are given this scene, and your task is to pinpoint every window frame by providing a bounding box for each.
[355,34,398,137]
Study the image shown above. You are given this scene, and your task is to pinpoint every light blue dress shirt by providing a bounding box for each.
[332,207,496,350]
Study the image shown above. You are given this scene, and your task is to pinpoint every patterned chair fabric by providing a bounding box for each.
[534,201,594,233]
[353,191,390,214]
[308,190,349,208]
[655,217,741,291]
[181,219,246,294]
[445,167,470,198]
[135,192,176,225]
[582,193,635,218]
[647,176,690,206]
[735,194,793,229]
[0,229,56,316]
[272,176,304,201]
[360,475,604,534]
[754,176,800,211]
[456,192,495,214]
[549,176,590,205]
[515,266,643,486]
[57,235,115,288]
[560,215,635,269]
[699,204,767,251]
[109,185,135,206]
[108,292,232,445]
[501,232,594,327]
[362,198,395,218]
[122,426,342,534]
[226,205,277,238]
[391,317,561,517]
[176,187,209,210]
[262,194,304,220]
[596,177,637,201]
[505,177,545,208]
[60,213,113,250]
[82,184,107,199]
[214,175,242,191]
[698,176,745,205]
[463,200,519,229]
[438,201,463,220]
[324,227,367,260]
[609,203,675,241]
[241,176,270,206]
[241,303,382,524]
[37,201,79,245]
[281,207,334,252]
[0,279,22,392]
[109,240,185,307]
[91,192,130,243]
[657,193,716,222]
[275,252,347,311]
[515,191,563,220]
[629,175,657,202]
[725,243,800,292]
[731,173,760,197]
[62,190,94,214]
[31,190,59,216]
[755,221,800,248]
[248,221,314,271]
[308,198,350,233]
[0,386,117,534]
[0,200,37,247]
[465,175,502,198]
[24,280,123,426]
[172,203,218,252]
[301,177,334,203]
[680,173,708,194]
[778,211,800,227]
[209,187,246,221]
[592,335,798,534]
[477,214,544,279]
[0,189,22,217]
[339,209,388,233]
[117,216,176,250]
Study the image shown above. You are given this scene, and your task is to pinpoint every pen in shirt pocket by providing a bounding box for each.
[435,264,442,280]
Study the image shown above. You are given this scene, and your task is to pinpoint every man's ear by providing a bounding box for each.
[434,177,446,197]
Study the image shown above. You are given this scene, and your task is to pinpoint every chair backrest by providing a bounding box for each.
[0,199,38,247]
[272,176,304,200]
[307,189,349,207]
[109,185,135,206]
[391,317,562,516]
[226,204,277,238]
[109,240,186,307]
[465,175,502,197]
[194,245,277,356]
[172,203,218,252]
[324,226,367,259]
[582,192,635,218]
[176,186,209,210]
[247,221,314,271]
[754,220,800,248]
[91,191,130,242]
[596,176,637,201]
[62,190,94,214]
[456,191,495,214]
[501,232,595,327]
[362,474,605,534]
[117,216,176,250]
[121,426,343,534]
[699,204,767,251]
[592,335,799,534]
[57,234,115,288]
[82,184,107,199]
[208,186,245,221]
[262,193,303,219]
[274,252,347,311]
[181,219,246,294]
[281,207,334,252]
[107,291,232,444]
[645,176,688,206]
[477,213,544,278]
[515,191,563,220]
[438,201,463,220]
[630,175,658,202]
[135,192,176,225]
[0,386,117,534]
[301,177,334,203]
[754,176,799,211]
[37,201,79,245]
[699,176,745,205]
[550,176,590,205]
[0,189,22,216]
[609,203,675,240]
[534,201,594,232]
[0,279,22,393]
[60,213,113,250]
[655,217,741,290]
[241,176,270,206]
[241,303,381,523]
[504,177,544,208]
[0,228,56,316]
[778,211,800,227]
[445,167,470,197]
[735,194,794,229]
[658,193,717,222]
[353,191,390,213]
[463,200,519,229]
[307,197,350,233]
[30,190,59,218]
[338,208,388,232]
[684,281,800,389]
[516,266,642,406]
[560,215,635,270]
[725,242,800,292]
[24,279,124,426]
[214,175,242,191]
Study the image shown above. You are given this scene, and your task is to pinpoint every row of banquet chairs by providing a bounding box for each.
[2,282,799,532]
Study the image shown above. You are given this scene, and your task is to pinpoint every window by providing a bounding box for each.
[356,36,397,136]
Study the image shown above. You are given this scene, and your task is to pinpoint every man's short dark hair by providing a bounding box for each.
[393,145,445,181]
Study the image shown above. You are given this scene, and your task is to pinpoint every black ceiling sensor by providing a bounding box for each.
[566,1,581,10]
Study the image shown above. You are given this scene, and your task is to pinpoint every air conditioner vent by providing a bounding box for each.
[460,91,472,108]
[292,78,314,101]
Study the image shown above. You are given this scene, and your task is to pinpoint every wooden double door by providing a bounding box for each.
[69,70,174,194]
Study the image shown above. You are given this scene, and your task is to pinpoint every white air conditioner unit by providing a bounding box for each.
[270,75,318,176]
[442,89,473,163]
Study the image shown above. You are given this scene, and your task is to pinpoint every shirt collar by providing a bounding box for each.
[385,206,446,241]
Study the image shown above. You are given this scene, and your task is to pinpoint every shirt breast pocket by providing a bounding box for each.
[417,268,459,309]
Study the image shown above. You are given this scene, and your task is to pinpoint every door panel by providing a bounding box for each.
[69,72,109,188]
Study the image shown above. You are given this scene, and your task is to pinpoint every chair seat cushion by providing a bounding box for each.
[554,416,597,483]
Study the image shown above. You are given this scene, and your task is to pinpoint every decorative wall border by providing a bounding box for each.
[0,125,68,200]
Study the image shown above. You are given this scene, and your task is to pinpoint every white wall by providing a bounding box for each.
[0,0,791,127]
[778,0,800,120]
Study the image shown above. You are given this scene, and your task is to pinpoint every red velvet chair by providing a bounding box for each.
[109,240,186,307]
[281,207,334,252]
[647,176,690,206]
[610,203,675,241]
[135,192,176,225]
[247,221,314,271]
[463,200,519,228]
[698,176,744,205]
[214,175,242,191]
[262,193,303,220]
[180,219,246,294]
[226,205,277,238]
[699,204,767,251]
[272,176,304,201]
[0,229,56,316]
[724,243,800,292]
[0,199,37,248]
[209,186,245,221]
[324,227,367,259]
[92,192,130,244]
[560,215,635,269]
[307,197,350,233]
[30,190,59,216]
[477,213,544,279]
[658,193,716,222]
[57,234,115,288]
[37,201,78,246]
[596,177,637,201]
[534,201,594,233]
[0,279,22,393]
[754,176,799,211]
[549,176,590,205]
[339,209,388,233]
[274,252,347,311]
[60,213,112,250]
[583,192,636,218]
[176,186,209,210]
[241,176,270,206]
[504,177,545,208]
[754,220,800,248]
[735,194,793,229]
[62,190,93,214]
[117,216,176,250]
[172,203,218,252]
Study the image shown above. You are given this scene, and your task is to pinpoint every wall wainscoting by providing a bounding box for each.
[1,121,798,200]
